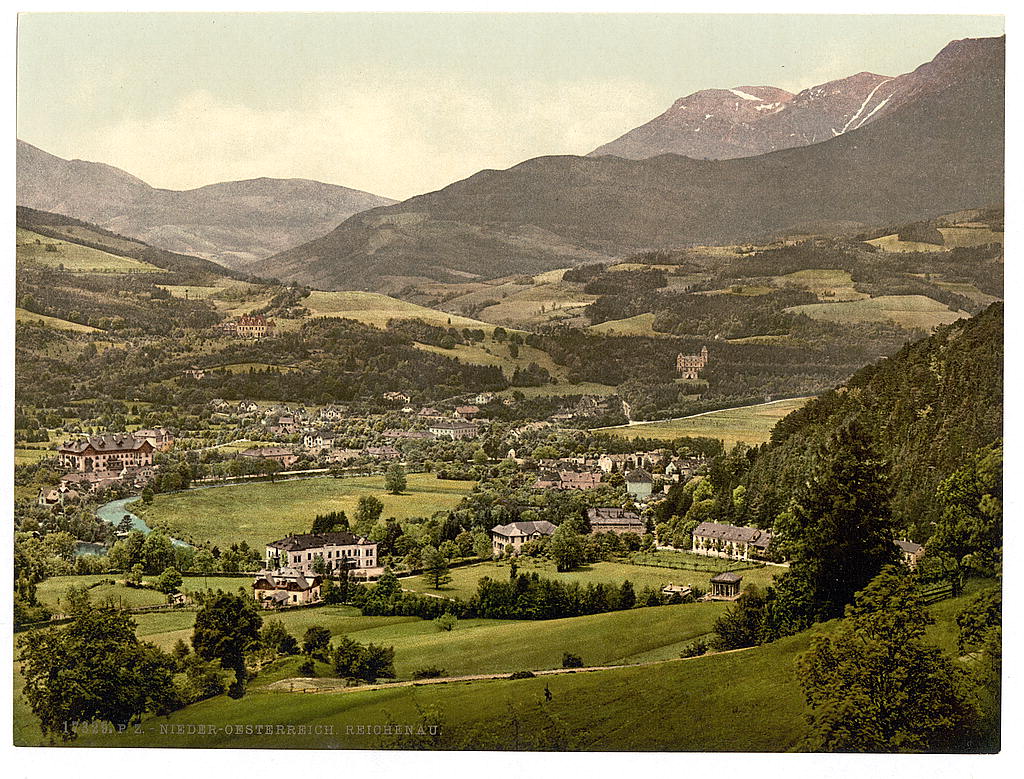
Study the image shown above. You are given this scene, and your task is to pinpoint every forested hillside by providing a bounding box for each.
[738,302,1002,538]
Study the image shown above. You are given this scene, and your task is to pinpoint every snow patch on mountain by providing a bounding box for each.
[729,88,763,101]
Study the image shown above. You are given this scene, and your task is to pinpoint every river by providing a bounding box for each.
[82,496,190,555]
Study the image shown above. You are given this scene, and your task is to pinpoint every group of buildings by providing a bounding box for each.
[40,429,174,503]
[216,314,277,339]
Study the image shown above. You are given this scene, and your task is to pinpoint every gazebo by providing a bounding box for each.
[709,571,743,600]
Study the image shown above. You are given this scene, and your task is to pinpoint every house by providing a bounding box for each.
[363,445,401,460]
[119,464,158,488]
[587,507,646,536]
[691,522,773,561]
[266,532,380,577]
[454,405,480,419]
[267,414,299,435]
[896,539,926,569]
[234,314,276,339]
[59,434,155,473]
[181,366,206,380]
[210,398,231,411]
[303,430,340,449]
[491,520,557,556]
[252,568,322,608]
[37,483,80,508]
[676,346,709,380]
[428,419,480,440]
[473,392,496,405]
[532,471,602,491]
[326,448,363,464]
[238,446,299,468]
[664,457,701,482]
[237,400,259,415]
[625,468,653,499]
[134,428,175,451]
[708,571,743,600]
[382,429,435,441]
[319,406,346,422]
[60,470,122,493]
[383,391,411,403]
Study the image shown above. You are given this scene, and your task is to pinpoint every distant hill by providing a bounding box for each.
[589,37,998,161]
[258,36,1004,291]
[16,141,396,269]
[16,206,244,282]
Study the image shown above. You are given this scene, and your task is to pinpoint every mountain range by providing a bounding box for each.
[256,35,1004,290]
[589,37,998,161]
[15,140,396,269]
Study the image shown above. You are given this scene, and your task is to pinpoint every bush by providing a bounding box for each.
[297,658,316,677]
[681,639,708,658]
[433,613,458,632]
[412,667,446,679]
[508,670,536,679]
[561,652,584,668]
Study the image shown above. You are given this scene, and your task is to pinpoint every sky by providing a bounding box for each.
[16,12,1005,201]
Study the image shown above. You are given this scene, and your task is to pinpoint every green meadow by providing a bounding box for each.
[133,474,476,549]
[16,227,165,273]
[596,397,812,447]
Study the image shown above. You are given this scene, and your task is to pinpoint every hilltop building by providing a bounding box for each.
[676,346,709,380]
[219,314,276,339]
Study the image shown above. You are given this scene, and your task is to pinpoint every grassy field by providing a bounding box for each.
[134,474,476,549]
[414,337,569,381]
[937,226,1003,247]
[772,269,867,301]
[402,558,777,601]
[14,579,998,749]
[157,285,228,299]
[934,281,1001,306]
[208,362,301,374]
[14,445,55,465]
[596,397,812,447]
[786,295,968,330]
[589,313,671,337]
[279,291,496,332]
[15,307,102,333]
[16,227,165,273]
[27,620,821,750]
[497,381,618,398]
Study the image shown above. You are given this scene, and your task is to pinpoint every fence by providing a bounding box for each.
[918,581,955,605]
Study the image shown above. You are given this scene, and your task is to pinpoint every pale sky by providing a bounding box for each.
[16,13,1005,200]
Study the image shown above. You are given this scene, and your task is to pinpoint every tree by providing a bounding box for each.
[434,613,458,632]
[302,625,333,662]
[141,487,154,505]
[618,580,636,609]
[422,545,452,589]
[126,563,145,586]
[18,603,177,741]
[773,422,898,622]
[192,593,262,697]
[155,567,183,595]
[473,532,494,560]
[384,463,407,495]
[796,566,980,752]
[355,495,384,529]
[142,531,176,575]
[549,524,584,572]
[193,549,217,587]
